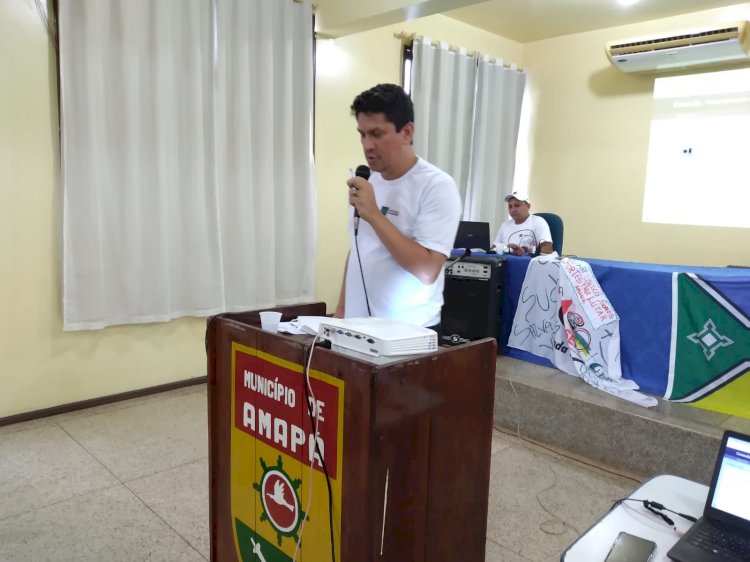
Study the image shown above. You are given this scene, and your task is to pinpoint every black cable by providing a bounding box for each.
[644,502,675,526]
[445,248,472,276]
[643,500,698,522]
[351,165,372,317]
[353,232,372,316]
[302,343,336,562]
[611,497,698,525]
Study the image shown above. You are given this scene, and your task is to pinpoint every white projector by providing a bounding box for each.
[318,317,438,357]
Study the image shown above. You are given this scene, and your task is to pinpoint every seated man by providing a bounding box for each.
[492,192,553,255]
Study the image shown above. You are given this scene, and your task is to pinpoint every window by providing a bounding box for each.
[402,41,413,94]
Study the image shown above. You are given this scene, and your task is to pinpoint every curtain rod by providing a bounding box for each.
[394,31,523,71]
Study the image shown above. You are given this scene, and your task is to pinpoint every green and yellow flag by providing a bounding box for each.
[667,273,750,417]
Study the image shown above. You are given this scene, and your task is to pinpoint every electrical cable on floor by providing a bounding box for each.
[501,379,642,485]
[503,379,574,537]
[534,464,579,537]
[500,378,639,537]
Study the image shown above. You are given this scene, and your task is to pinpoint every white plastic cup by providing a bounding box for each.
[259,311,282,333]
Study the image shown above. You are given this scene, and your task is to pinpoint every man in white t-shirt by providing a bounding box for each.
[492,192,553,256]
[333,84,462,330]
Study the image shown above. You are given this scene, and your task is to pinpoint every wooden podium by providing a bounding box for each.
[207,303,497,562]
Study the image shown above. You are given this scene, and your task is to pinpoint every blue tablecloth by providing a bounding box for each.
[488,254,750,399]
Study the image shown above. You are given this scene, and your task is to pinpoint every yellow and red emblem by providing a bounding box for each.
[230,342,344,561]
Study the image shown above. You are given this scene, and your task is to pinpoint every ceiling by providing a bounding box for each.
[315,0,747,42]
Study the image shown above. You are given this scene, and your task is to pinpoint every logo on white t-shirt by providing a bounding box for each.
[508,229,537,248]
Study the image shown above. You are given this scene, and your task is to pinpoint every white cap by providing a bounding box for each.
[504,191,529,203]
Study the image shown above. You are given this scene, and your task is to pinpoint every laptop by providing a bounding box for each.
[667,430,750,562]
[453,221,491,252]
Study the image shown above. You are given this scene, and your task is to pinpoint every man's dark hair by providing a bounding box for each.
[350,84,414,132]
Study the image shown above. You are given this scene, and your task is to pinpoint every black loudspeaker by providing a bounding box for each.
[441,257,504,345]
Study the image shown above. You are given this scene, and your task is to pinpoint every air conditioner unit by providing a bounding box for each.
[606,21,750,73]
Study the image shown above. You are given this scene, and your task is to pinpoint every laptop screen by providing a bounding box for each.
[705,431,750,528]
[709,434,750,521]
[453,221,490,251]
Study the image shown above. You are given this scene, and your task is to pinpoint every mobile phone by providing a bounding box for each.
[603,531,657,562]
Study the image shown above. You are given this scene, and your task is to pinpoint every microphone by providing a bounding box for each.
[353,165,370,235]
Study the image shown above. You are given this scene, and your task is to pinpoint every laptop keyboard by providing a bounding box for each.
[689,524,750,561]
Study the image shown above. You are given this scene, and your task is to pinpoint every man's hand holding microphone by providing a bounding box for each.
[347,165,374,235]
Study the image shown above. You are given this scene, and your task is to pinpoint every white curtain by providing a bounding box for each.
[59,0,315,331]
[465,56,527,227]
[213,0,316,310]
[411,38,476,203]
[411,40,526,225]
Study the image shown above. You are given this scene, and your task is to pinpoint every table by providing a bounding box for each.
[561,474,707,561]
[493,254,750,413]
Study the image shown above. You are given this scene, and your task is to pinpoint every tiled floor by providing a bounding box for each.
[0,382,637,562]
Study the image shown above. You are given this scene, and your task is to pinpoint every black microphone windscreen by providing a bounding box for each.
[355,165,371,180]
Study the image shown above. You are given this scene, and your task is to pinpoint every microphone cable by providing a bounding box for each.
[445,248,472,276]
[351,165,372,316]
[293,335,337,562]
[353,235,372,317]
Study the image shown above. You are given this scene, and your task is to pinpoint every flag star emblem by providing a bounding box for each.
[687,319,734,361]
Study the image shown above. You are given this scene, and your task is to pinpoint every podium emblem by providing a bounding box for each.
[253,455,306,546]
[230,343,344,561]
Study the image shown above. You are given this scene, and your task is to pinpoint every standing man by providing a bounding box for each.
[492,192,553,256]
[334,84,462,331]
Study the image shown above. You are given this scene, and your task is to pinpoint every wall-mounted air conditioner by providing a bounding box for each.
[606,21,750,73]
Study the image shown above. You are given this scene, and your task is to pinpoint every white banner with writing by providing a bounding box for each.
[509,256,657,407]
